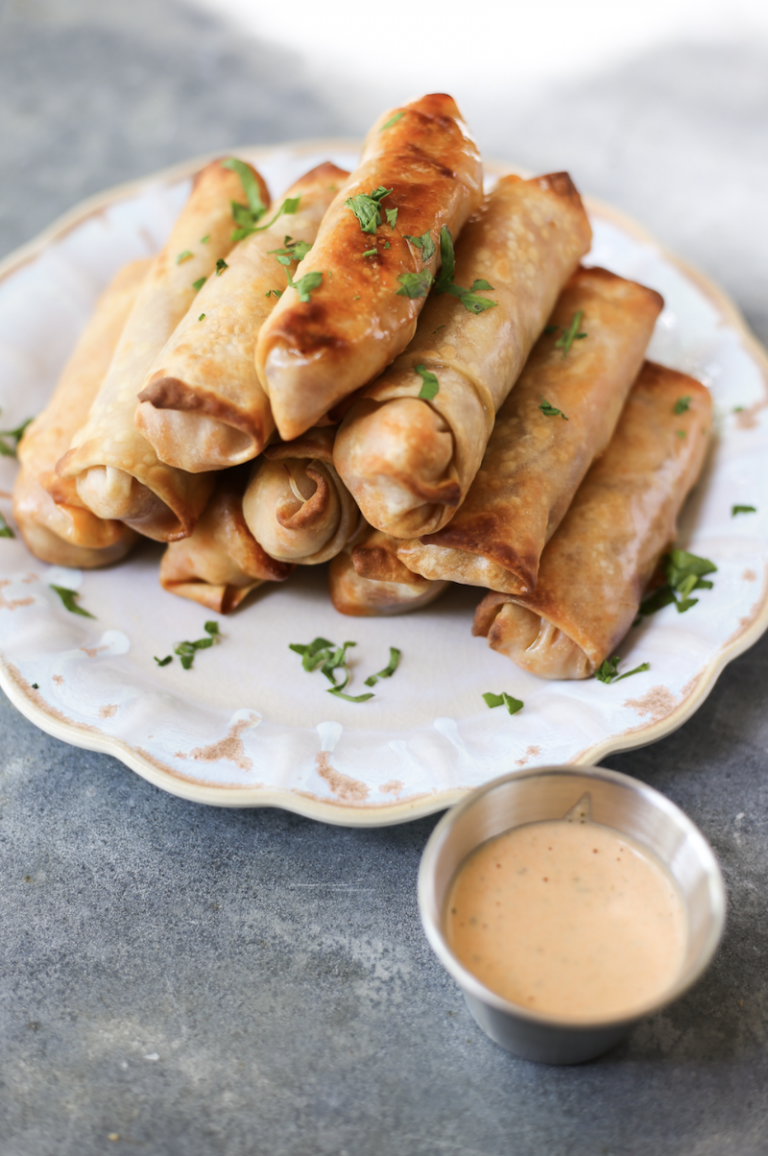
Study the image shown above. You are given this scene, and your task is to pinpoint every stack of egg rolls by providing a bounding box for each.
[10,91,714,686]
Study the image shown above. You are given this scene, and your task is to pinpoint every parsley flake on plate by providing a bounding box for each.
[364,647,401,687]
[640,549,717,616]
[732,504,757,515]
[173,621,221,670]
[595,656,650,684]
[0,511,14,538]
[50,585,95,618]
[482,691,524,715]
[0,415,33,457]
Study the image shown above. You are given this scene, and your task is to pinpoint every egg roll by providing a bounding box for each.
[398,267,664,590]
[57,158,269,541]
[329,526,448,616]
[254,93,483,441]
[136,163,350,473]
[13,260,149,567]
[160,469,293,614]
[333,173,593,538]
[242,426,360,565]
[473,362,712,679]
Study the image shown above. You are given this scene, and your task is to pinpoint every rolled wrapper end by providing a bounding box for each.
[244,427,361,565]
[58,445,212,542]
[136,374,269,472]
[473,593,595,680]
[329,543,448,617]
[160,475,293,613]
[334,394,461,538]
[13,468,137,568]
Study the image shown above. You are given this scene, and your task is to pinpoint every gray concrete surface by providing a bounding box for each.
[1,1,768,1152]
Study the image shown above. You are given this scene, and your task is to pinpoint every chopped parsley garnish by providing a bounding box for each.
[345,186,393,235]
[176,250,193,264]
[173,621,221,670]
[286,270,323,303]
[385,207,398,229]
[223,157,268,239]
[640,549,717,616]
[595,656,650,684]
[0,416,33,456]
[554,311,588,357]
[289,636,402,702]
[267,235,312,266]
[198,313,205,321]
[434,227,497,313]
[414,365,439,401]
[544,324,558,335]
[192,276,207,292]
[482,691,524,715]
[31,683,39,690]
[383,241,391,250]
[265,289,283,298]
[154,655,172,667]
[433,325,445,334]
[200,234,210,243]
[362,248,377,258]
[396,270,433,299]
[215,259,229,276]
[50,585,95,618]
[733,406,745,413]
[0,511,14,538]
[364,647,401,687]
[676,430,686,439]
[539,398,568,420]
[732,504,757,515]
[380,111,405,131]
[674,396,692,415]
[405,231,436,262]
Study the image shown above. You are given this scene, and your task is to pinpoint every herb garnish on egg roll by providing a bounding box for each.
[473,362,712,679]
[397,267,664,589]
[57,158,269,541]
[136,163,350,473]
[333,173,593,538]
[254,94,484,441]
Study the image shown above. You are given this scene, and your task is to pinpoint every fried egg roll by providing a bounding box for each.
[333,173,593,538]
[160,470,293,614]
[254,93,483,440]
[136,162,350,473]
[398,267,663,589]
[329,526,448,616]
[473,362,712,679]
[13,260,149,567]
[57,158,269,541]
[242,427,360,565]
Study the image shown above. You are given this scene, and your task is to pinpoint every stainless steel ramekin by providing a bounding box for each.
[418,765,726,1064]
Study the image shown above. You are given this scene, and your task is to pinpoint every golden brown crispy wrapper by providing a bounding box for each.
[473,362,712,679]
[160,470,293,614]
[329,526,448,616]
[242,426,360,565]
[255,94,483,441]
[333,173,593,538]
[398,267,664,589]
[136,162,350,472]
[57,159,269,541]
[13,260,149,567]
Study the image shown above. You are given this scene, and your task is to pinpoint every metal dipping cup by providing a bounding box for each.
[418,765,726,1065]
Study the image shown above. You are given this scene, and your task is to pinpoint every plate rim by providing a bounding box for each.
[2,139,767,826]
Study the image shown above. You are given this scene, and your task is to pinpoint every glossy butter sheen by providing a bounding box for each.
[446,820,687,1021]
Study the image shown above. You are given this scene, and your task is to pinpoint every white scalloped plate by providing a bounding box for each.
[0,141,767,826]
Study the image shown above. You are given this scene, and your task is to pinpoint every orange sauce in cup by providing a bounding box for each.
[446,820,687,1021]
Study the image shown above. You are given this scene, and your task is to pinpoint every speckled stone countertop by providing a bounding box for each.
[1,2,768,1152]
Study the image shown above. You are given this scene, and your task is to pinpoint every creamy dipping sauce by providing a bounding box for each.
[446,820,687,1021]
